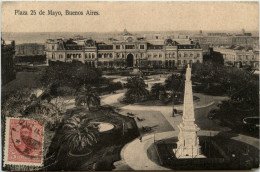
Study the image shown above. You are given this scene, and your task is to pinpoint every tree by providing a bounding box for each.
[1,88,62,130]
[24,100,62,130]
[59,115,98,154]
[150,83,166,100]
[124,76,149,103]
[165,73,184,96]
[40,61,103,101]
[1,89,33,118]
[75,86,100,110]
[165,73,185,115]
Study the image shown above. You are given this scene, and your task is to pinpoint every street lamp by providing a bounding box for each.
[172,94,178,117]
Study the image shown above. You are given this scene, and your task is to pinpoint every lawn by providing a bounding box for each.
[119,109,174,135]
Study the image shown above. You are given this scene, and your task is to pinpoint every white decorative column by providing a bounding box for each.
[173,64,205,159]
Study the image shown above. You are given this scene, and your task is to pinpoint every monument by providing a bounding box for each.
[173,64,205,159]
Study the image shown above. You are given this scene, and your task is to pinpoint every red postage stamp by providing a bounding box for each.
[4,117,44,166]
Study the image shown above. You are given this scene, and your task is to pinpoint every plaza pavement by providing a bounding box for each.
[99,90,232,170]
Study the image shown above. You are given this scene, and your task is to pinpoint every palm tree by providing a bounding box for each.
[75,85,100,110]
[125,76,149,102]
[59,115,98,154]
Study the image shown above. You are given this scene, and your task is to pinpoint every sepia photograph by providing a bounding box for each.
[1,1,259,171]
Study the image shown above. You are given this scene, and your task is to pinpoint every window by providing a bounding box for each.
[184,53,188,57]
[85,54,87,59]
[59,54,63,59]
[178,53,181,57]
[116,45,120,49]
[190,53,193,57]
[98,54,102,58]
[178,60,181,64]
[116,53,120,58]
[52,53,55,59]
[52,45,55,50]
[154,54,157,58]
[159,54,162,58]
[110,53,113,58]
[79,54,81,58]
[125,45,135,49]
[122,54,125,58]
[140,45,145,49]
[197,54,200,58]
[156,36,159,39]
[148,54,151,58]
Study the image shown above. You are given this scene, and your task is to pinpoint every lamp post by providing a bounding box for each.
[172,94,178,117]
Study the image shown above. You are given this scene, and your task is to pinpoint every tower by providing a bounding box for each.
[173,64,205,159]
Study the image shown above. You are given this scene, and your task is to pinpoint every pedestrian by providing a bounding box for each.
[139,136,142,142]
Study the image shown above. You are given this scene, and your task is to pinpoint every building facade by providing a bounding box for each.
[46,32,203,68]
[214,46,259,68]
[1,39,16,85]
[15,43,45,56]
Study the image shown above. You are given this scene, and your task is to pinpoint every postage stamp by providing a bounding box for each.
[3,117,44,167]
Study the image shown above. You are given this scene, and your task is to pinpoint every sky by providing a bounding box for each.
[1,1,259,32]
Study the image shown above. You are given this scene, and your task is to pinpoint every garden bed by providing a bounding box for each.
[45,106,139,171]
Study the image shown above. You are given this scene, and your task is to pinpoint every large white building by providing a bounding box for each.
[46,30,203,68]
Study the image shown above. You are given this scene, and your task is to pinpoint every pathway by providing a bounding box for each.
[120,130,259,170]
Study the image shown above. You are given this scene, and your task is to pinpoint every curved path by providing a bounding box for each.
[101,91,219,132]
[121,130,259,170]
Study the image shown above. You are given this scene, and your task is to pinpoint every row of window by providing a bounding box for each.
[51,53,95,59]
[51,52,201,60]
[115,44,145,50]
[66,54,82,59]
[98,53,113,58]
[93,60,201,65]
[85,53,95,59]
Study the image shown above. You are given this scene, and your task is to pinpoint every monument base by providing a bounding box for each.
[173,146,206,159]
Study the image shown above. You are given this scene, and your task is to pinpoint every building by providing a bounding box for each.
[46,30,203,68]
[1,39,16,85]
[15,43,45,56]
[214,45,259,68]
[192,29,258,47]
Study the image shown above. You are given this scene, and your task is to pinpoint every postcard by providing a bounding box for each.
[1,1,259,171]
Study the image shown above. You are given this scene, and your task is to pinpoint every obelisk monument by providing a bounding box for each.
[173,64,205,159]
